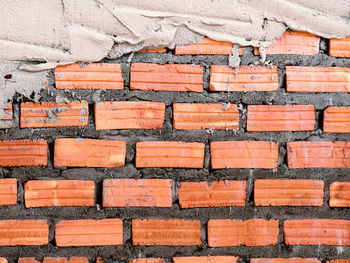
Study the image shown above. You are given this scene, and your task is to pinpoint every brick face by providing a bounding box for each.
[329,182,350,207]
[329,36,350,57]
[0,103,12,129]
[251,259,321,263]
[323,107,350,133]
[129,259,164,263]
[0,178,17,205]
[173,256,238,263]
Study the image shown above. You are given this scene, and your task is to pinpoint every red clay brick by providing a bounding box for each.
[132,219,201,246]
[55,218,123,246]
[208,219,279,247]
[0,140,47,167]
[0,178,17,205]
[0,220,48,246]
[173,256,238,263]
[175,37,243,55]
[54,138,126,168]
[0,258,6,263]
[286,66,350,92]
[0,103,12,129]
[284,219,350,245]
[210,65,278,92]
[324,107,350,133]
[95,101,165,130]
[20,101,88,128]
[24,180,94,208]
[55,63,123,90]
[138,48,166,53]
[18,259,40,263]
[136,141,205,168]
[254,179,324,206]
[173,103,239,130]
[329,36,350,58]
[130,63,203,92]
[210,141,279,169]
[20,258,88,263]
[129,259,164,263]
[247,105,315,132]
[327,260,350,263]
[287,141,350,168]
[254,31,320,55]
[330,182,350,207]
[103,179,173,207]
[178,181,246,208]
[251,259,320,263]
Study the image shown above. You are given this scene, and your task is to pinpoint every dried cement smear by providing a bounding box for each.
[0,0,350,117]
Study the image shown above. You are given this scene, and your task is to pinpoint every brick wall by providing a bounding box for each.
[1,31,350,262]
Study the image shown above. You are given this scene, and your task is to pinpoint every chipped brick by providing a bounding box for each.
[20,258,88,263]
[0,103,12,129]
[173,256,238,263]
[178,181,246,208]
[130,63,203,92]
[95,101,165,130]
[330,36,350,58]
[251,259,320,263]
[330,182,350,207]
[54,138,126,168]
[132,219,201,246]
[129,259,164,263]
[0,178,17,205]
[324,107,350,133]
[173,103,239,130]
[103,179,173,207]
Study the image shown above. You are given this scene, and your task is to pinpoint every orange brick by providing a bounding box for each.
[286,66,350,93]
[284,219,350,245]
[55,63,124,90]
[0,103,12,129]
[20,258,88,263]
[0,178,17,205]
[95,101,165,130]
[178,181,246,208]
[19,259,40,263]
[24,180,94,208]
[287,141,350,169]
[330,182,350,207]
[129,259,164,263]
[0,220,48,246]
[251,259,320,263]
[136,141,205,168]
[103,179,173,207]
[173,256,238,263]
[0,258,6,263]
[210,141,279,169]
[173,103,239,130]
[210,65,278,92]
[20,101,88,128]
[247,105,315,132]
[324,107,350,133]
[54,138,126,168]
[0,140,47,167]
[55,218,123,246]
[330,36,350,57]
[327,260,350,263]
[130,63,203,92]
[254,179,324,206]
[132,219,201,246]
[254,31,320,55]
[208,219,279,247]
[138,48,166,53]
[175,37,243,55]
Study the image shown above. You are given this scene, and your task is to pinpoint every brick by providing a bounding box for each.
[178,181,246,208]
[324,107,350,133]
[136,141,205,168]
[208,219,279,247]
[287,141,350,169]
[55,63,123,90]
[20,101,88,128]
[95,101,165,130]
[210,65,278,92]
[54,138,126,168]
[327,260,350,263]
[330,182,350,207]
[254,179,324,206]
[0,258,6,263]
[175,37,243,55]
[254,31,320,55]
[251,259,320,263]
[138,48,166,53]
[0,140,47,167]
[19,258,88,263]
[132,219,201,246]
[130,63,203,92]
[0,220,48,246]
[0,103,12,129]
[286,66,350,93]
[173,103,239,130]
[24,180,94,208]
[55,218,123,246]
[329,36,350,57]
[173,256,238,263]
[129,259,164,263]
[247,105,315,132]
[284,219,350,245]
[103,179,173,207]
[0,178,17,205]
[210,141,279,169]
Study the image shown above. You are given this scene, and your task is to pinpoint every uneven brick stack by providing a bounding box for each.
[1,32,350,262]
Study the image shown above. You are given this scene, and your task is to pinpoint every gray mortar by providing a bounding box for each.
[1,38,350,262]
